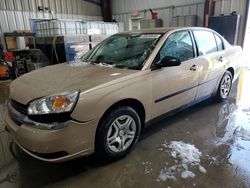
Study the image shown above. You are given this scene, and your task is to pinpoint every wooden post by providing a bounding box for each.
[203,0,215,27]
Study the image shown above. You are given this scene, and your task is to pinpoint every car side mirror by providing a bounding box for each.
[155,56,181,68]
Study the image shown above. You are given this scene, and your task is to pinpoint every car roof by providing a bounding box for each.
[117,27,214,34]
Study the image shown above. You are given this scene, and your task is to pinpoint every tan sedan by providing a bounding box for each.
[5,27,243,162]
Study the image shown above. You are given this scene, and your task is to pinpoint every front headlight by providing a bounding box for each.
[28,90,79,115]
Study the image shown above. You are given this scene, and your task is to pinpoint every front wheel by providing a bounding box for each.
[215,71,232,102]
[96,106,141,160]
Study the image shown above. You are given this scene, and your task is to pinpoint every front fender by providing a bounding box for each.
[71,72,152,123]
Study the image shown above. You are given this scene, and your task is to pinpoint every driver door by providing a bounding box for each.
[150,30,200,118]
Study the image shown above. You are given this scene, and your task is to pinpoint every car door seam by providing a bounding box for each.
[155,77,218,103]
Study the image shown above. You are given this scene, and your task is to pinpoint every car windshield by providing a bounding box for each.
[80,33,162,70]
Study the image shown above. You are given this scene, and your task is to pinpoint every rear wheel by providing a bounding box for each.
[215,71,232,102]
[96,106,141,160]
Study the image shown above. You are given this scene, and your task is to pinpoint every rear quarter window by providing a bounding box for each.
[214,34,224,51]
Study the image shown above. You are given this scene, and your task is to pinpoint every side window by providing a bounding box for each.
[193,30,217,56]
[214,34,224,51]
[159,31,194,62]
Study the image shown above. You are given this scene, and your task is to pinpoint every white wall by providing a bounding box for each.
[112,0,206,14]
[112,0,206,30]
[0,0,103,34]
[112,0,247,45]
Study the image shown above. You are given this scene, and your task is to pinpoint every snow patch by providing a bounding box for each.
[68,60,89,67]
[168,141,202,166]
[158,166,178,181]
[68,61,115,68]
[157,141,207,182]
[142,161,153,174]
[199,165,207,174]
[97,62,115,68]
[181,170,196,179]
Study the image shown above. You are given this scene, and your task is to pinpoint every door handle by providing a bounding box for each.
[218,56,224,62]
[190,65,198,71]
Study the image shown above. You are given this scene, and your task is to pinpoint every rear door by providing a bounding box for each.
[150,30,200,118]
[192,30,226,100]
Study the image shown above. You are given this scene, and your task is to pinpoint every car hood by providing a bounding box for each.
[9,61,137,104]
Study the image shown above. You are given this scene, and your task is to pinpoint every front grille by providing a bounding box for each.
[7,99,28,126]
[9,113,23,126]
[9,99,28,115]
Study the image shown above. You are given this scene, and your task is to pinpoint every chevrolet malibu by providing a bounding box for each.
[5,27,243,162]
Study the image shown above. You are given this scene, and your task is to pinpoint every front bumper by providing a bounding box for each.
[5,111,99,162]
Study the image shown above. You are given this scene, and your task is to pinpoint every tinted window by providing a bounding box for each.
[159,31,194,62]
[214,34,224,51]
[193,30,217,55]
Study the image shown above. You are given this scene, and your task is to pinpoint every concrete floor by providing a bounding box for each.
[1,69,250,188]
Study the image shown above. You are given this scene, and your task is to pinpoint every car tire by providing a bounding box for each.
[96,106,141,160]
[215,71,233,102]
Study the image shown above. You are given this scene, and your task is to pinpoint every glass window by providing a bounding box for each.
[214,34,224,51]
[159,31,194,62]
[193,30,218,55]
[81,33,162,69]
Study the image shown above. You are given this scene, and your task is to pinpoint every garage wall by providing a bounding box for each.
[111,0,206,30]
[0,0,103,34]
[112,0,247,45]
[214,0,247,45]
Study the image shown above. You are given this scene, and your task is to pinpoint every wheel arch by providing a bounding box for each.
[226,67,234,79]
[95,98,146,152]
[94,98,146,147]
[94,98,146,157]
[97,98,146,129]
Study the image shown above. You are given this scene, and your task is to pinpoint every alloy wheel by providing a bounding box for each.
[220,74,232,98]
[107,115,136,153]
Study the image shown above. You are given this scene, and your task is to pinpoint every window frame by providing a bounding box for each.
[213,33,225,52]
[152,30,197,66]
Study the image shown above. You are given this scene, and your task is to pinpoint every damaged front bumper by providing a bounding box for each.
[4,101,99,162]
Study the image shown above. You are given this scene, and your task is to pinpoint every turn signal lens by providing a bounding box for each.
[52,96,70,109]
